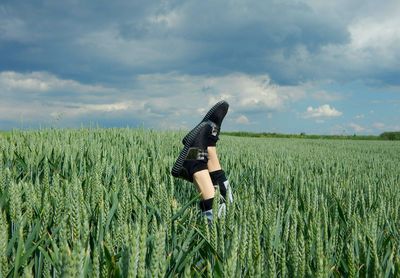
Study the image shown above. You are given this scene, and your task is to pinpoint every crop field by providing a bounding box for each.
[0,128,399,277]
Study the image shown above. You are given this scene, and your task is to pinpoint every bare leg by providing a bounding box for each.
[207,146,233,204]
[193,169,215,221]
[192,147,221,198]
[193,169,215,200]
[207,147,222,172]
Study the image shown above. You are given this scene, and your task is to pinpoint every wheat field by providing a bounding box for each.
[0,128,399,277]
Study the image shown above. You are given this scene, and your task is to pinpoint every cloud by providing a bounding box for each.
[203,73,307,111]
[0,71,118,102]
[348,122,367,133]
[4,0,397,86]
[349,16,400,55]
[330,121,383,135]
[1,1,400,134]
[346,122,400,134]
[303,104,342,119]
[0,70,310,129]
[252,2,400,85]
[372,122,385,129]
[312,90,342,102]
[0,71,50,91]
[1,0,399,90]
[0,71,142,125]
[371,123,400,132]
[0,16,30,42]
[235,115,249,124]
[134,72,308,114]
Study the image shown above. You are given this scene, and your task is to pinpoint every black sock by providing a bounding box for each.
[199,197,214,212]
[209,169,228,200]
[199,198,214,222]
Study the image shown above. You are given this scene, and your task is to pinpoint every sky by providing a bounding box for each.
[1,0,399,134]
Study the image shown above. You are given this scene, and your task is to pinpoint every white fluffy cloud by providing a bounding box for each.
[0,71,140,123]
[0,71,311,129]
[304,104,342,119]
[348,122,367,132]
[0,71,50,92]
[266,1,400,85]
[134,72,308,114]
[202,73,307,111]
[1,70,397,134]
[0,71,116,94]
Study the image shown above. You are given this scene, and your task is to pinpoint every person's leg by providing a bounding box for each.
[208,147,233,204]
[207,147,222,172]
[172,100,230,221]
[193,170,215,221]
[197,101,232,215]
[193,169,215,199]
[171,122,216,221]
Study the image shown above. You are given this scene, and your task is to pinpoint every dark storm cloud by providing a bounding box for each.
[165,0,349,77]
[0,0,353,86]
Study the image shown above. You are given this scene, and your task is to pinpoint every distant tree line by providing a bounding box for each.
[379,131,400,140]
[223,131,400,141]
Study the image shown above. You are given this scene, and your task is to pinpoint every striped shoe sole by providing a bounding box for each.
[171,121,209,177]
[182,100,227,145]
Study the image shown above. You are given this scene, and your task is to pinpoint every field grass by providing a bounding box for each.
[0,128,399,277]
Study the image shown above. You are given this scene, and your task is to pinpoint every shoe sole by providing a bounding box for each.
[182,100,228,145]
[172,121,209,177]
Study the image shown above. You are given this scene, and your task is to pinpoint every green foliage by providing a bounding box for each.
[0,128,399,277]
[379,131,400,140]
[223,131,387,140]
